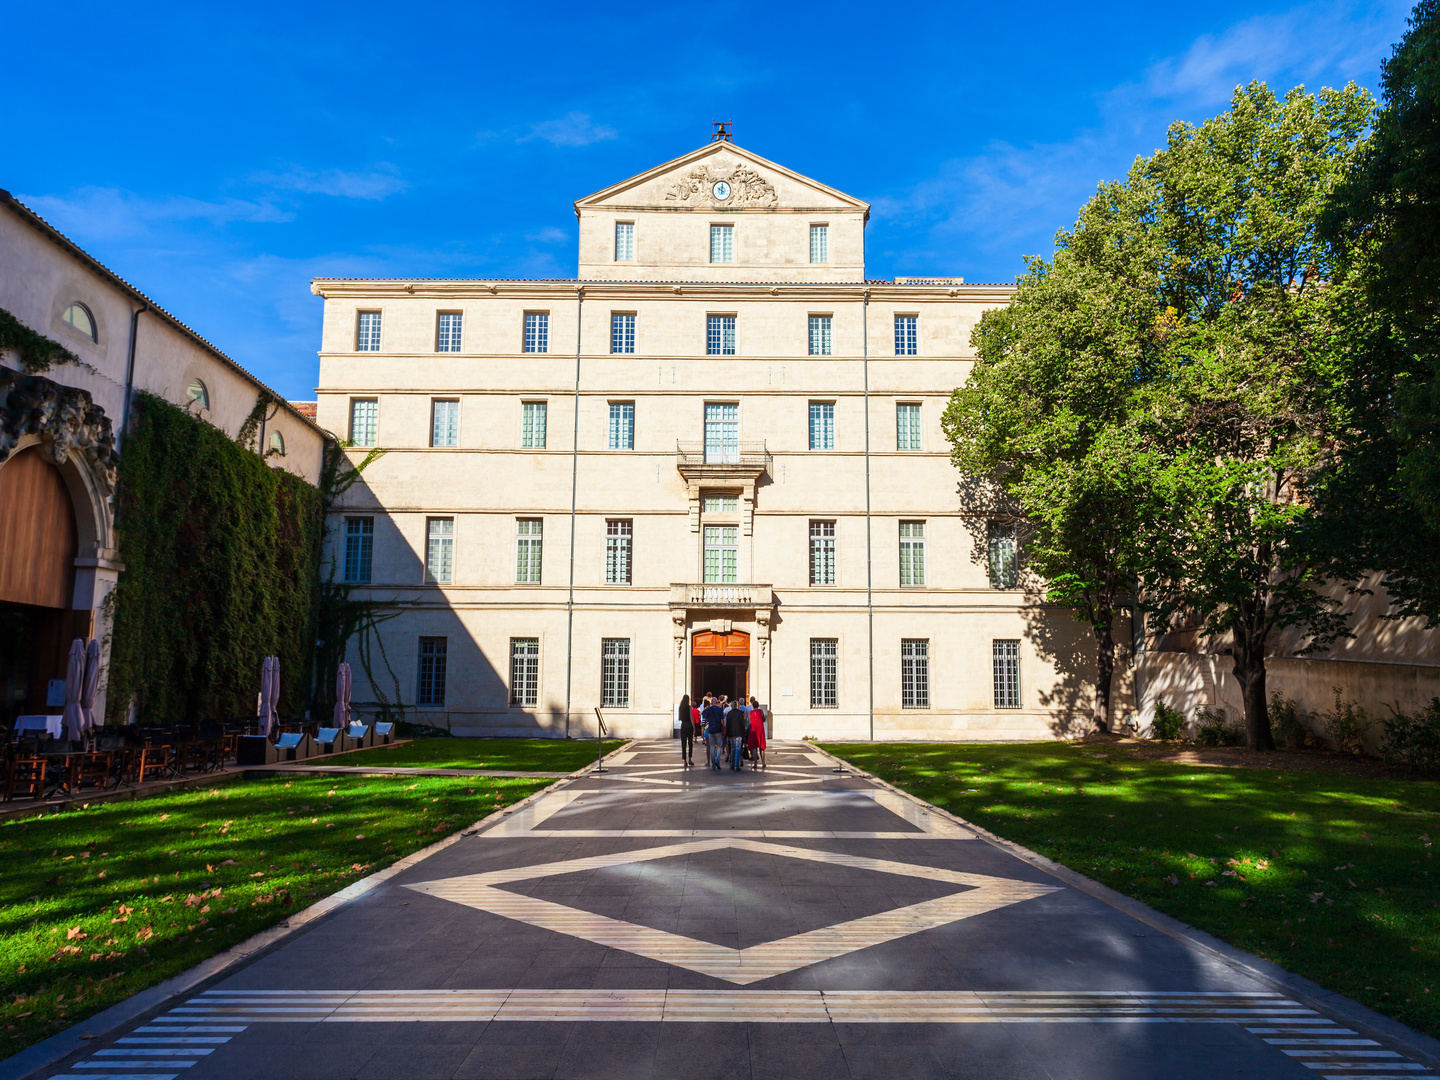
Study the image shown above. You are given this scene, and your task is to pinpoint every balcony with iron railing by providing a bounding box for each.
[669,583,775,609]
[675,441,771,480]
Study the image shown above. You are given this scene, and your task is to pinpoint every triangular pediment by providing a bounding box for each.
[575,143,869,216]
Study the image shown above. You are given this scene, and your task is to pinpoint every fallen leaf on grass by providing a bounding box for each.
[66,927,86,941]
[1164,874,1179,886]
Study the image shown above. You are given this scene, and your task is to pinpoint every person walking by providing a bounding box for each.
[702,695,725,770]
[746,696,767,770]
[724,695,747,771]
[677,694,695,767]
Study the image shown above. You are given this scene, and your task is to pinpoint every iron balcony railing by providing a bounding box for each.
[676,441,772,469]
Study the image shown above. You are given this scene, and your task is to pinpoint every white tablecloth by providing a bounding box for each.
[15,715,63,738]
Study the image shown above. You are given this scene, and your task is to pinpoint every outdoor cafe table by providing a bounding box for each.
[14,715,63,739]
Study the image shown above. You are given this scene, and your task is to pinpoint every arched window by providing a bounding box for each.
[268,430,286,456]
[63,303,96,341]
[186,379,210,410]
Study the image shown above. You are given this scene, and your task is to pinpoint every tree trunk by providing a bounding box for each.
[1092,610,1115,733]
[1231,616,1274,751]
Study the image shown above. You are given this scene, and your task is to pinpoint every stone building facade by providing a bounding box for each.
[314,142,1120,740]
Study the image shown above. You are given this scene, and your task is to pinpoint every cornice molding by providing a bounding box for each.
[311,280,1017,303]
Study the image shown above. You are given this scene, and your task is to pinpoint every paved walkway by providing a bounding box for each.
[35,740,1437,1080]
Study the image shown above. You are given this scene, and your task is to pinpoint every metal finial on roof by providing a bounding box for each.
[711,120,733,143]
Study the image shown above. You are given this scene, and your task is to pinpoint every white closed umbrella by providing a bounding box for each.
[333,662,352,729]
[257,656,274,738]
[80,638,102,744]
[62,639,86,742]
[265,656,281,737]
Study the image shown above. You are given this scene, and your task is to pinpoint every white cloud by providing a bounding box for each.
[254,164,407,200]
[524,111,618,147]
[19,186,292,241]
[527,226,569,244]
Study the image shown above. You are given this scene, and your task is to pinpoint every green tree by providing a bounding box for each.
[944,179,1161,730]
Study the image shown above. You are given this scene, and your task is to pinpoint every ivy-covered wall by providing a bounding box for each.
[105,392,323,726]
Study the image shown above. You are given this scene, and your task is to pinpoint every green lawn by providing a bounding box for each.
[0,773,552,1054]
[823,741,1440,1038]
[342,737,626,772]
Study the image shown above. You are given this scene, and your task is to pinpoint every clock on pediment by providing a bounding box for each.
[711,180,732,201]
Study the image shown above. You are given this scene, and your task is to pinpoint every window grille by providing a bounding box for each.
[704,402,739,462]
[344,517,373,584]
[895,315,918,356]
[899,520,926,586]
[356,311,382,352]
[522,402,547,448]
[809,520,836,586]
[515,518,543,583]
[614,222,635,262]
[703,525,738,583]
[510,638,539,707]
[431,399,459,448]
[710,224,734,263]
[437,312,463,353]
[809,224,828,264]
[808,315,832,356]
[809,402,834,450]
[523,312,549,353]
[993,640,1021,708]
[607,402,634,450]
[605,519,633,584]
[706,315,736,356]
[601,638,630,707]
[810,639,838,708]
[426,517,454,584]
[902,639,930,708]
[349,399,378,447]
[988,523,1018,588]
[896,403,922,450]
[417,637,447,706]
[611,313,635,354]
[702,493,738,513]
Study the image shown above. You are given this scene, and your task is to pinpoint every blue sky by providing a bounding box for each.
[4,0,1413,399]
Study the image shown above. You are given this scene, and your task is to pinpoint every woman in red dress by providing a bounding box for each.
[746,696,767,770]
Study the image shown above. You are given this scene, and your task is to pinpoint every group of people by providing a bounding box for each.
[676,693,767,771]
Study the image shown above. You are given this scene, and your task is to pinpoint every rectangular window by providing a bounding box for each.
[993,640,1021,709]
[809,520,836,586]
[895,315,918,356]
[702,493,738,513]
[614,222,635,262]
[601,638,630,708]
[343,517,373,584]
[605,519,633,585]
[436,312,463,353]
[899,520,926,587]
[810,639,838,708]
[896,402,922,450]
[608,402,634,450]
[515,518,543,583]
[808,314,833,356]
[522,401,547,448]
[988,523,1018,589]
[425,517,454,584]
[902,639,930,709]
[809,223,828,264]
[356,311,381,352]
[710,224,734,264]
[509,638,539,707]
[417,637,447,706]
[808,402,835,450]
[706,315,736,356]
[704,402,739,463]
[431,399,459,448]
[349,399,378,447]
[703,525,738,584]
[523,312,549,354]
[610,313,636,355]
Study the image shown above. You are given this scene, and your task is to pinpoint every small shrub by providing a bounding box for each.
[1379,697,1440,774]
[1320,688,1370,755]
[1269,693,1312,749]
[1151,702,1187,741]
[1194,707,1244,747]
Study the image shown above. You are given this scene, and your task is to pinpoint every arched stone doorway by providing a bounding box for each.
[691,629,750,702]
[0,446,92,724]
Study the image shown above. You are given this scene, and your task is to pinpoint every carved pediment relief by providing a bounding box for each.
[665,164,778,208]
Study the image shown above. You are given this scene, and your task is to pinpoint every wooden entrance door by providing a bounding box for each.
[691,630,750,702]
